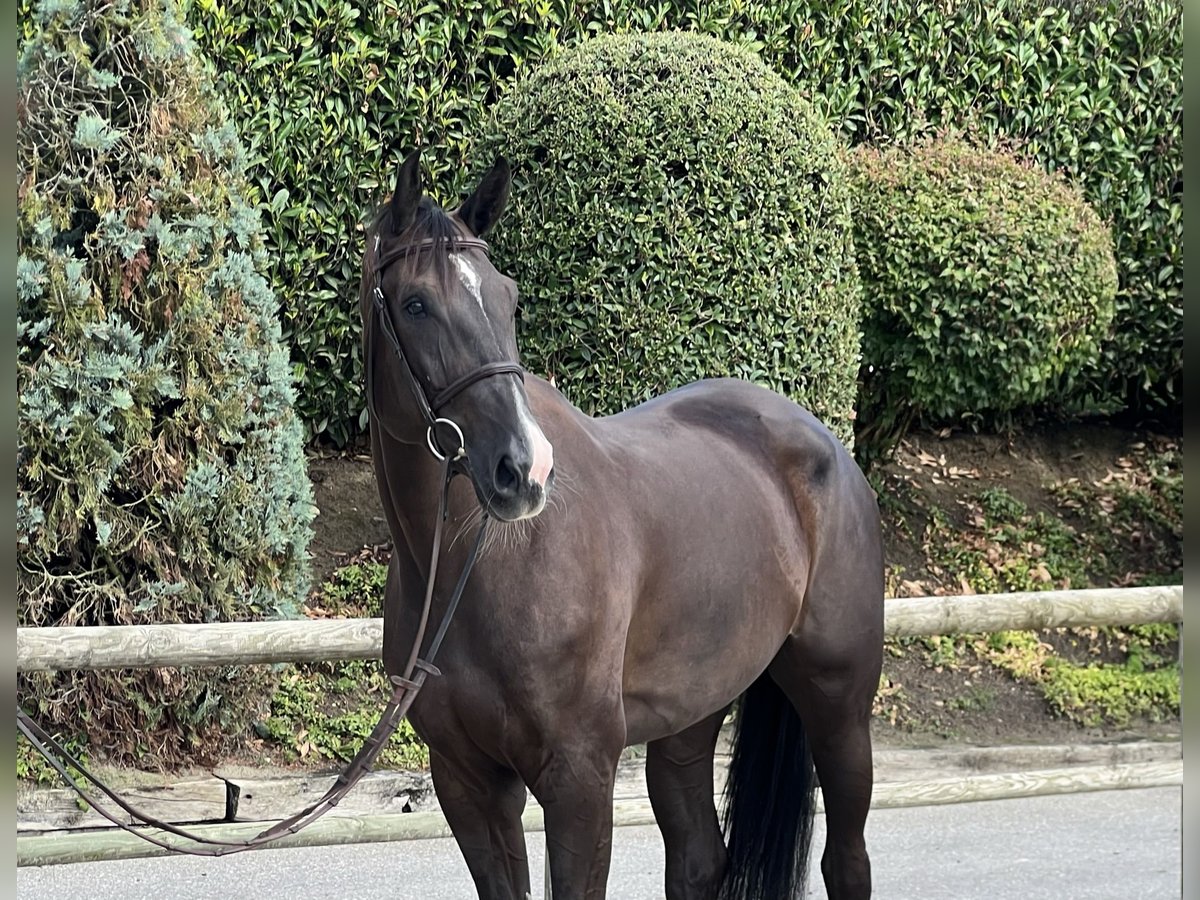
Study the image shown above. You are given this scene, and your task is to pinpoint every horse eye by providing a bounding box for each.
[404,297,426,319]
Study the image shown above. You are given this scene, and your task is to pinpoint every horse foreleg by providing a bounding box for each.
[646,708,729,900]
[430,749,532,900]
[525,738,622,899]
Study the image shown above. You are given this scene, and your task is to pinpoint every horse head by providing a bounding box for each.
[363,148,554,521]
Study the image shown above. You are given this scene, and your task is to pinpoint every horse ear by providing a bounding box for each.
[389,148,423,235]
[457,157,511,238]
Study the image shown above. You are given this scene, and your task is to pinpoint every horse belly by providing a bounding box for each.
[620,485,808,745]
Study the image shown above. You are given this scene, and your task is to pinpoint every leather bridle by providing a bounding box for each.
[367,232,525,463]
[15,230,520,856]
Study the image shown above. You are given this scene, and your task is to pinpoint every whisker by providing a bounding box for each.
[450,503,486,551]
[448,465,575,560]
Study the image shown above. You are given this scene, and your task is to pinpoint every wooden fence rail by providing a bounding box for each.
[16,760,1182,867]
[16,586,1182,673]
[15,584,1184,867]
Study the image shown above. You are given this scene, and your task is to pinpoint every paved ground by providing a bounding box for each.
[18,787,1181,899]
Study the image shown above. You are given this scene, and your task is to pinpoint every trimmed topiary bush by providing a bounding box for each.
[17,0,315,767]
[770,0,1181,416]
[848,136,1119,457]
[29,0,1159,443]
[471,31,862,444]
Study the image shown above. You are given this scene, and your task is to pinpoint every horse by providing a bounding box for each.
[360,147,884,900]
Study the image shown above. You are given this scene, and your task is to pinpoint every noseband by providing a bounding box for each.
[368,233,525,463]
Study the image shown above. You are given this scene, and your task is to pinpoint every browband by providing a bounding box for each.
[373,236,491,274]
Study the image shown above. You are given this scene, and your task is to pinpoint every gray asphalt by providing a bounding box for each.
[18,787,1181,899]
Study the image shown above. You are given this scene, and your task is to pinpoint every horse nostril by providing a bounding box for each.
[494,455,521,497]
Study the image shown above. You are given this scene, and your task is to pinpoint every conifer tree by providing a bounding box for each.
[18,0,315,765]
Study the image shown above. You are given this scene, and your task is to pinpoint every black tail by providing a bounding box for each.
[719,672,817,900]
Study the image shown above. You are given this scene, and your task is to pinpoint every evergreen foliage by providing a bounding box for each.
[850,137,1119,456]
[473,31,862,444]
[18,0,315,766]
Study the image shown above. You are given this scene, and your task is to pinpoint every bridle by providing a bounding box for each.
[366,232,525,464]
[15,229,524,856]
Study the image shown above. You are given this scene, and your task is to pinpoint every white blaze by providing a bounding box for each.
[450,253,487,320]
[514,383,554,489]
[449,252,552,491]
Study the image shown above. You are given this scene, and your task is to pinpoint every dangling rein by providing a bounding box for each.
[14,234,515,856]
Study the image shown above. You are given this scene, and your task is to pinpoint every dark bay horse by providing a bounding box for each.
[361,149,884,900]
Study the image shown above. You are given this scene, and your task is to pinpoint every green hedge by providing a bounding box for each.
[849,137,1119,456]
[471,31,861,443]
[163,0,1179,444]
[784,0,1181,415]
[18,0,315,767]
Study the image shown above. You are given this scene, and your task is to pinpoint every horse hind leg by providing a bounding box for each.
[798,680,875,900]
[770,582,884,900]
[646,707,730,900]
[430,749,532,900]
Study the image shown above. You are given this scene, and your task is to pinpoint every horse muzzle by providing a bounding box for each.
[474,429,555,522]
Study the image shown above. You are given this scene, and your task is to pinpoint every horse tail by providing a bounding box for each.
[719,671,817,900]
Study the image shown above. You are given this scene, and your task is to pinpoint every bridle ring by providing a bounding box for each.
[426,417,467,462]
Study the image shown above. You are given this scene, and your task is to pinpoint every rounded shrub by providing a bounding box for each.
[848,136,1118,457]
[17,0,315,767]
[471,31,862,445]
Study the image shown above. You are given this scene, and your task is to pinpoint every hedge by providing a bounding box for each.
[470,31,861,443]
[146,0,1179,444]
[784,0,1181,415]
[18,0,315,766]
[849,136,1119,457]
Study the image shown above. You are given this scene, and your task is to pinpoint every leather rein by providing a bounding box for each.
[16,232,522,855]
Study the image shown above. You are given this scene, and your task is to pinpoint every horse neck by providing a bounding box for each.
[370,426,466,573]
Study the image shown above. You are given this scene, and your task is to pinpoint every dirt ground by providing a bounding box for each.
[307,449,392,589]
[302,418,1182,752]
